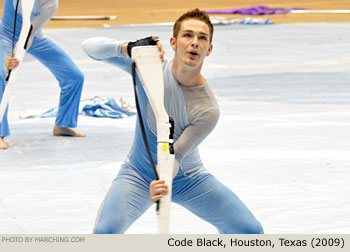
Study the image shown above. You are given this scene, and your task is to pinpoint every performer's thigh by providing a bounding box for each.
[93,168,153,234]
[173,173,263,234]
[27,37,82,83]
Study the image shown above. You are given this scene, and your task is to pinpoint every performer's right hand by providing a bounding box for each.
[5,55,20,70]
[153,36,165,62]
[122,36,165,62]
[150,180,169,202]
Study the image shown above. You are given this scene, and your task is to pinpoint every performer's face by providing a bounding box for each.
[171,19,213,67]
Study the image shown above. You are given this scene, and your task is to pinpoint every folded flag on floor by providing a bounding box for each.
[205,5,304,15]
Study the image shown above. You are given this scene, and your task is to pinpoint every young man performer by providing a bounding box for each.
[0,0,85,149]
[83,8,263,234]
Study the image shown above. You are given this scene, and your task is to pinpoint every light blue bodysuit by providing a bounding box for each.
[0,0,83,137]
[82,37,263,234]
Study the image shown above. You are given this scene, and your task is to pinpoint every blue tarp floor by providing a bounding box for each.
[1,23,350,233]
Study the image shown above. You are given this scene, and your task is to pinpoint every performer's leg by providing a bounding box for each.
[0,35,12,149]
[172,173,264,234]
[93,165,153,234]
[27,37,84,134]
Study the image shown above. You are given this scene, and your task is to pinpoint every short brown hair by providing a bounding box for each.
[173,8,214,43]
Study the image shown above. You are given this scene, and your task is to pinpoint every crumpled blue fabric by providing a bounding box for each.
[22,97,135,119]
[82,97,135,118]
[241,18,273,25]
[30,107,58,118]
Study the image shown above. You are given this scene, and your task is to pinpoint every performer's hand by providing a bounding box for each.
[5,55,20,70]
[152,36,165,62]
[150,180,169,203]
[124,36,165,62]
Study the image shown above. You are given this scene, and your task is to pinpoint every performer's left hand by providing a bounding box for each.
[150,179,169,202]
[5,55,20,70]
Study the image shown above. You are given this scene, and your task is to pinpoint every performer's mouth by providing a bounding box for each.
[188,51,199,57]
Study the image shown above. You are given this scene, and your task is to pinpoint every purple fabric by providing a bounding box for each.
[205,5,304,15]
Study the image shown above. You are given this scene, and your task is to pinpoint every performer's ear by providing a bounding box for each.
[170,37,176,51]
[206,43,213,57]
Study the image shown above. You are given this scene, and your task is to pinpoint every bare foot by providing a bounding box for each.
[53,126,85,137]
[0,137,8,149]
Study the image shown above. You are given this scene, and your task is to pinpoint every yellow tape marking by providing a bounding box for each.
[163,143,168,152]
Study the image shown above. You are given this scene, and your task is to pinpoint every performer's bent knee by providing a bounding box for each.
[59,70,84,91]
[239,219,264,234]
[93,217,127,234]
[219,219,264,234]
[246,221,264,234]
[93,223,123,234]
[60,68,84,86]
[71,69,84,85]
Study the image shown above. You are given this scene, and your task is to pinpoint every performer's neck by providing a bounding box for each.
[172,57,205,87]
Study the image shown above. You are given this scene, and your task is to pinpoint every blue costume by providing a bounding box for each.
[0,0,84,138]
[83,37,263,234]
